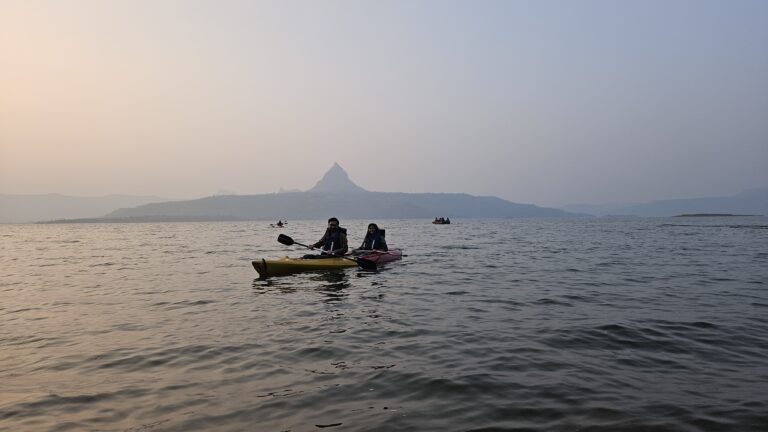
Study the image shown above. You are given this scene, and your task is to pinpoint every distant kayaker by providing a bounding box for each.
[276,220,284,227]
[352,223,388,255]
[305,217,348,258]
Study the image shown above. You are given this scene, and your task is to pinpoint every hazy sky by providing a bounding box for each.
[2,0,767,206]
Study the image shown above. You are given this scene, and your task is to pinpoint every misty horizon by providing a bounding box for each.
[4,182,767,209]
[3,162,766,223]
[3,182,768,208]
[3,157,767,207]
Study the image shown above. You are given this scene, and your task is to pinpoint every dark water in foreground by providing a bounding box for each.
[2,217,767,431]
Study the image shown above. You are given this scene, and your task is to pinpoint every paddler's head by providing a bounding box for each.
[367,223,379,234]
[327,217,340,232]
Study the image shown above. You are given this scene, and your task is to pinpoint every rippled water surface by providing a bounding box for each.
[2,218,768,431]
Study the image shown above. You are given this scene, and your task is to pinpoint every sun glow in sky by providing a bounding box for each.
[2,0,767,206]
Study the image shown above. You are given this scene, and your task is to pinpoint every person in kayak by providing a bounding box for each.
[304,217,348,258]
[352,223,388,255]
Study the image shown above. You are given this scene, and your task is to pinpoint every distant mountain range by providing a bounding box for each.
[0,193,174,223]
[102,191,574,221]
[3,165,765,223]
[561,188,768,217]
[100,164,577,220]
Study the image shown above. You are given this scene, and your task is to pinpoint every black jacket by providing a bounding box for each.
[359,229,387,251]
[312,227,348,255]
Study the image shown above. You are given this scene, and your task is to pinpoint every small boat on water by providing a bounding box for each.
[252,249,403,278]
[432,217,451,224]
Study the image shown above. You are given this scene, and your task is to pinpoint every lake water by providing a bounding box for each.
[2,217,767,431]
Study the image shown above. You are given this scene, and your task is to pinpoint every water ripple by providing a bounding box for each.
[1,218,767,431]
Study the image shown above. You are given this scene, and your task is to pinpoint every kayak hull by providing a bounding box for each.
[252,256,357,278]
[352,249,402,264]
[253,249,402,278]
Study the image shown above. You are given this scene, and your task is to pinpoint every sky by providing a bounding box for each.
[1,0,767,207]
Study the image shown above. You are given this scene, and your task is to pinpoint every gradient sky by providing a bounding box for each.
[2,0,767,207]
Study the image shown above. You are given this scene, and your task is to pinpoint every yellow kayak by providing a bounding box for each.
[252,256,358,278]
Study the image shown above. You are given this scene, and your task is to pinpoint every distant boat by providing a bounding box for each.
[432,217,451,224]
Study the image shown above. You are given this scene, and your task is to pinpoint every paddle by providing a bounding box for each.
[277,234,377,271]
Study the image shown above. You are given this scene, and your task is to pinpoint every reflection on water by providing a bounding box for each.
[310,270,351,302]
[251,277,297,295]
[251,270,351,302]
[309,269,349,286]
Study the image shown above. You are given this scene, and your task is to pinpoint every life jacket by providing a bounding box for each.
[361,229,385,250]
[321,227,347,252]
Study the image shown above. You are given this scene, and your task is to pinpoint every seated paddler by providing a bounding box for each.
[352,223,388,255]
[304,217,348,258]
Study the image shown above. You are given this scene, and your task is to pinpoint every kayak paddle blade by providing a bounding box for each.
[277,234,294,246]
[357,258,377,271]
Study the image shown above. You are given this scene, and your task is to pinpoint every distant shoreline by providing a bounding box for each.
[673,213,756,217]
[36,215,249,224]
[24,213,765,224]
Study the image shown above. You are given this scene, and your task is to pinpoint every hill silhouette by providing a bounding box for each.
[308,162,367,193]
[103,164,578,220]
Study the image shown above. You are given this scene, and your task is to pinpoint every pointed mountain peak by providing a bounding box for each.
[308,163,367,193]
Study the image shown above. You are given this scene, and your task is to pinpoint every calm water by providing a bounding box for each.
[2,218,767,432]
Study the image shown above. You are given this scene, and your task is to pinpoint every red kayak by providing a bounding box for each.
[252,249,403,278]
[354,249,403,264]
